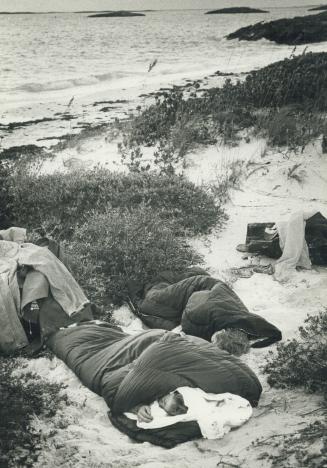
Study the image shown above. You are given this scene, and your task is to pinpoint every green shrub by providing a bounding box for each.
[67,205,203,304]
[120,53,327,152]
[128,90,184,146]
[210,52,327,110]
[7,168,222,238]
[0,357,69,467]
[264,310,327,399]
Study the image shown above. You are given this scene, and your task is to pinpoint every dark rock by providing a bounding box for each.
[0,145,47,161]
[309,5,327,11]
[88,11,145,18]
[227,11,327,45]
[93,99,128,106]
[206,7,268,14]
[213,70,235,76]
[0,117,56,132]
[100,107,115,112]
[60,113,76,121]
[37,136,64,141]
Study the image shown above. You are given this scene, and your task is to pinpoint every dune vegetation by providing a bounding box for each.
[118,52,327,164]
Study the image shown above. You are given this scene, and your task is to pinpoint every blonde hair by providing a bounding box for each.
[212,329,250,356]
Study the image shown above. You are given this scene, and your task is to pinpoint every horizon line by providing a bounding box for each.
[0,5,318,14]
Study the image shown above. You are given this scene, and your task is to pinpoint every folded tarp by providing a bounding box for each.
[136,272,281,347]
[46,322,262,447]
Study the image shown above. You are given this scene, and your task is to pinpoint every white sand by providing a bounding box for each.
[20,135,327,467]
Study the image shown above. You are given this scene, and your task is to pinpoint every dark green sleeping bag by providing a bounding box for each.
[112,331,262,413]
[137,272,281,347]
[138,275,219,330]
[47,322,262,447]
[47,322,166,405]
[181,281,282,347]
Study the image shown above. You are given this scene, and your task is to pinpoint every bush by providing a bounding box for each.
[120,53,327,152]
[0,357,69,467]
[6,168,222,238]
[67,205,203,304]
[128,91,184,146]
[239,52,327,109]
[264,310,327,399]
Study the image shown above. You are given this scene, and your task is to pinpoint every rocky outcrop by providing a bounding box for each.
[206,7,268,14]
[227,11,327,45]
[309,5,327,11]
[88,11,145,18]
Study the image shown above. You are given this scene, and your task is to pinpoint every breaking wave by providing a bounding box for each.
[17,71,135,93]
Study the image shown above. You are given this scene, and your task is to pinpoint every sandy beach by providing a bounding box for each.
[12,136,327,467]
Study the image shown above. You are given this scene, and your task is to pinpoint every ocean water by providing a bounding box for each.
[1,7,327,147]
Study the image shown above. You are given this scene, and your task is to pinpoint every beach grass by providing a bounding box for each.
[117,52,327,171]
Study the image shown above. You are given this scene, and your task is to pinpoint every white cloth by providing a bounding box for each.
[19,243,89,315]
[0,227,27,243]
[0,275,28,352]
[274,210,317,282]
[125,387,252,440]
[0,241,21,314]
[0,240,89,316]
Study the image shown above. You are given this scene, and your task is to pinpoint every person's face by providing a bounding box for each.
[158,392,187,416]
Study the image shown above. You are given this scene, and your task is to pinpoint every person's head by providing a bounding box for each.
[158,390,188,416]
[212,329,250,356]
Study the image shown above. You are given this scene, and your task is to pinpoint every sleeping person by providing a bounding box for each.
[132,390,188,422]
[126,387,253,440]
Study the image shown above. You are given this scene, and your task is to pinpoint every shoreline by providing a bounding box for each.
[3,41,327,153]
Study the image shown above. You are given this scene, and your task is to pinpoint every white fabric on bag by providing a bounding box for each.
[125,387,252,440]
[274,210,317,282]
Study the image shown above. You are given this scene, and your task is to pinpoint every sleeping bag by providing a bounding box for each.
[181,281,282,347]
[135,271,281,347]
[46,322,262,447]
